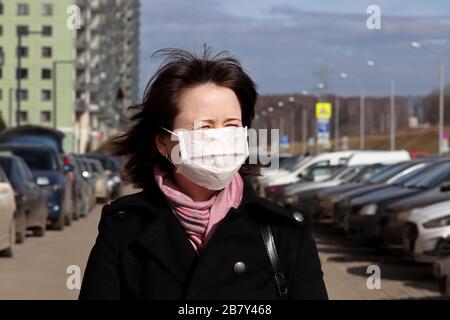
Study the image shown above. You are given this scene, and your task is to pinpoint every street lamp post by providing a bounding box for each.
[410,41,446,154]
[52,60,75,129]
[288,96,296,154]
[360,89,365,150]
[390,80,396,150]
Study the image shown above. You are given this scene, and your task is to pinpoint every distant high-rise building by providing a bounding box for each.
[0,0,140,153]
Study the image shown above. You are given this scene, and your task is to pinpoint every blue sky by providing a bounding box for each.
[139,0,450,97]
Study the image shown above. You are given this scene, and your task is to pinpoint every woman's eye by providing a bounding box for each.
[226,124,239,127]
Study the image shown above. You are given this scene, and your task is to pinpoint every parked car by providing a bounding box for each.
[345,150,410,166]
[84,154,121,199]
[380,176,450,250]
[87,159,110,203]
[404,200,450,263]
[331,161,432,227]
[344,159,450,242]
[0,167,16,257]
[313,161,430,223]
[0,155,48,242]
[77,156,97,211]
[67,154,89,218]
[0,144,73,230]
[281,164,385,208]
[258,151,354,193]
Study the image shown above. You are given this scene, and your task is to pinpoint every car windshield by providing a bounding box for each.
[334,166,363,181]
[390,164,431,185]
[403,162,450,189]
[90,162,104,173]
[11,149,59,171]
[367,162,418,184]
[279,157,300,171]
[352,165,386,183]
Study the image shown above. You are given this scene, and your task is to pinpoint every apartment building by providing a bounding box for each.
[0,0,140,153]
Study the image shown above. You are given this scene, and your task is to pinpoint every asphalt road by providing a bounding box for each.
[0,184,135,300]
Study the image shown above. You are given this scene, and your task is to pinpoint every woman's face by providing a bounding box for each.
[157,83,243,156]
[156,83,244,196]
[174,83,242,131]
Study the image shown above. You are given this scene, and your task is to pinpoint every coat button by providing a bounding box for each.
[293,212,304,223]
[233,261,246,274]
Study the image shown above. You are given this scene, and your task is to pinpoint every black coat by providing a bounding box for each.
[79,178,328,300]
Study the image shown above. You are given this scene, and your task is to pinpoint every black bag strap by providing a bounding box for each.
[261,224,288,298]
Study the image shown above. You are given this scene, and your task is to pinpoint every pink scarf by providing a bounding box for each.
[153,164,244,254]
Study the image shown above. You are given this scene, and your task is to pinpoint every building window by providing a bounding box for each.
[41,90,52,101]
[0,25,3,36]
[0,68,2,79]
[0,89,2,100]
[42,25,52,36]
[42,4,53,16]
[40,111,51,122]
[18,111,28,122]
[16,68,28,80]
[0,3,3,15]
[42,68,52,79]
[17,46,28,58]
[17,25,28,36]
[16,90,28,101]
[42,47,52,58]
[17,3,29,16]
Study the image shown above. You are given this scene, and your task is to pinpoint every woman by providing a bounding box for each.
[79,47,328,300]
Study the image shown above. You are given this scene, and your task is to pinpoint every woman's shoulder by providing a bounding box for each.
[243,195,313,232]
[100,190,157,220]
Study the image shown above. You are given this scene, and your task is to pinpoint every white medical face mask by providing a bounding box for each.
[161,126,249,190]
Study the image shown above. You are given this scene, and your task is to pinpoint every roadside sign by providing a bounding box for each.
[317,118,330,146]
[315,102,332,119]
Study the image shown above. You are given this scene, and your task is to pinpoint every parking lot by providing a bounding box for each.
[315,223,444,299]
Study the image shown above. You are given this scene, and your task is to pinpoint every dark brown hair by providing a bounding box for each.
[109,46,260,190]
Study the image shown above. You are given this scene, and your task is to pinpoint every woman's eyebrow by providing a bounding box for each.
[225,118,242,122]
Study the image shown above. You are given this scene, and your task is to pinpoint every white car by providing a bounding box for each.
[0,167,17,257]
[261,151,355,189]
[404,200,450,263]
[432,237,450,296]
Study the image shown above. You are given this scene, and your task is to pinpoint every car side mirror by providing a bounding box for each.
[441,181,450,192]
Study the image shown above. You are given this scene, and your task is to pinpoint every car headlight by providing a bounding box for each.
[423,215,450,229]
[53,184,62,191]
[359,204,377,215]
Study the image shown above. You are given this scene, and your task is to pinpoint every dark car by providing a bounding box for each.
[380,171,450,250]
[84,154,121,199]
[0,155,48,242]
[67,154,90,218]
[77,155,97,210]
[0,144,73,230]
[345,159,450,242]
[331,161,432,226]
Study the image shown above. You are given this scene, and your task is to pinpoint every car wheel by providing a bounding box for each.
[1,221,15,258]
[438,275,448,294]
[15,212,27,244]
[65,210,72,226]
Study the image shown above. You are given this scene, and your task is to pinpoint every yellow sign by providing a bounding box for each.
[315,102,332,119]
